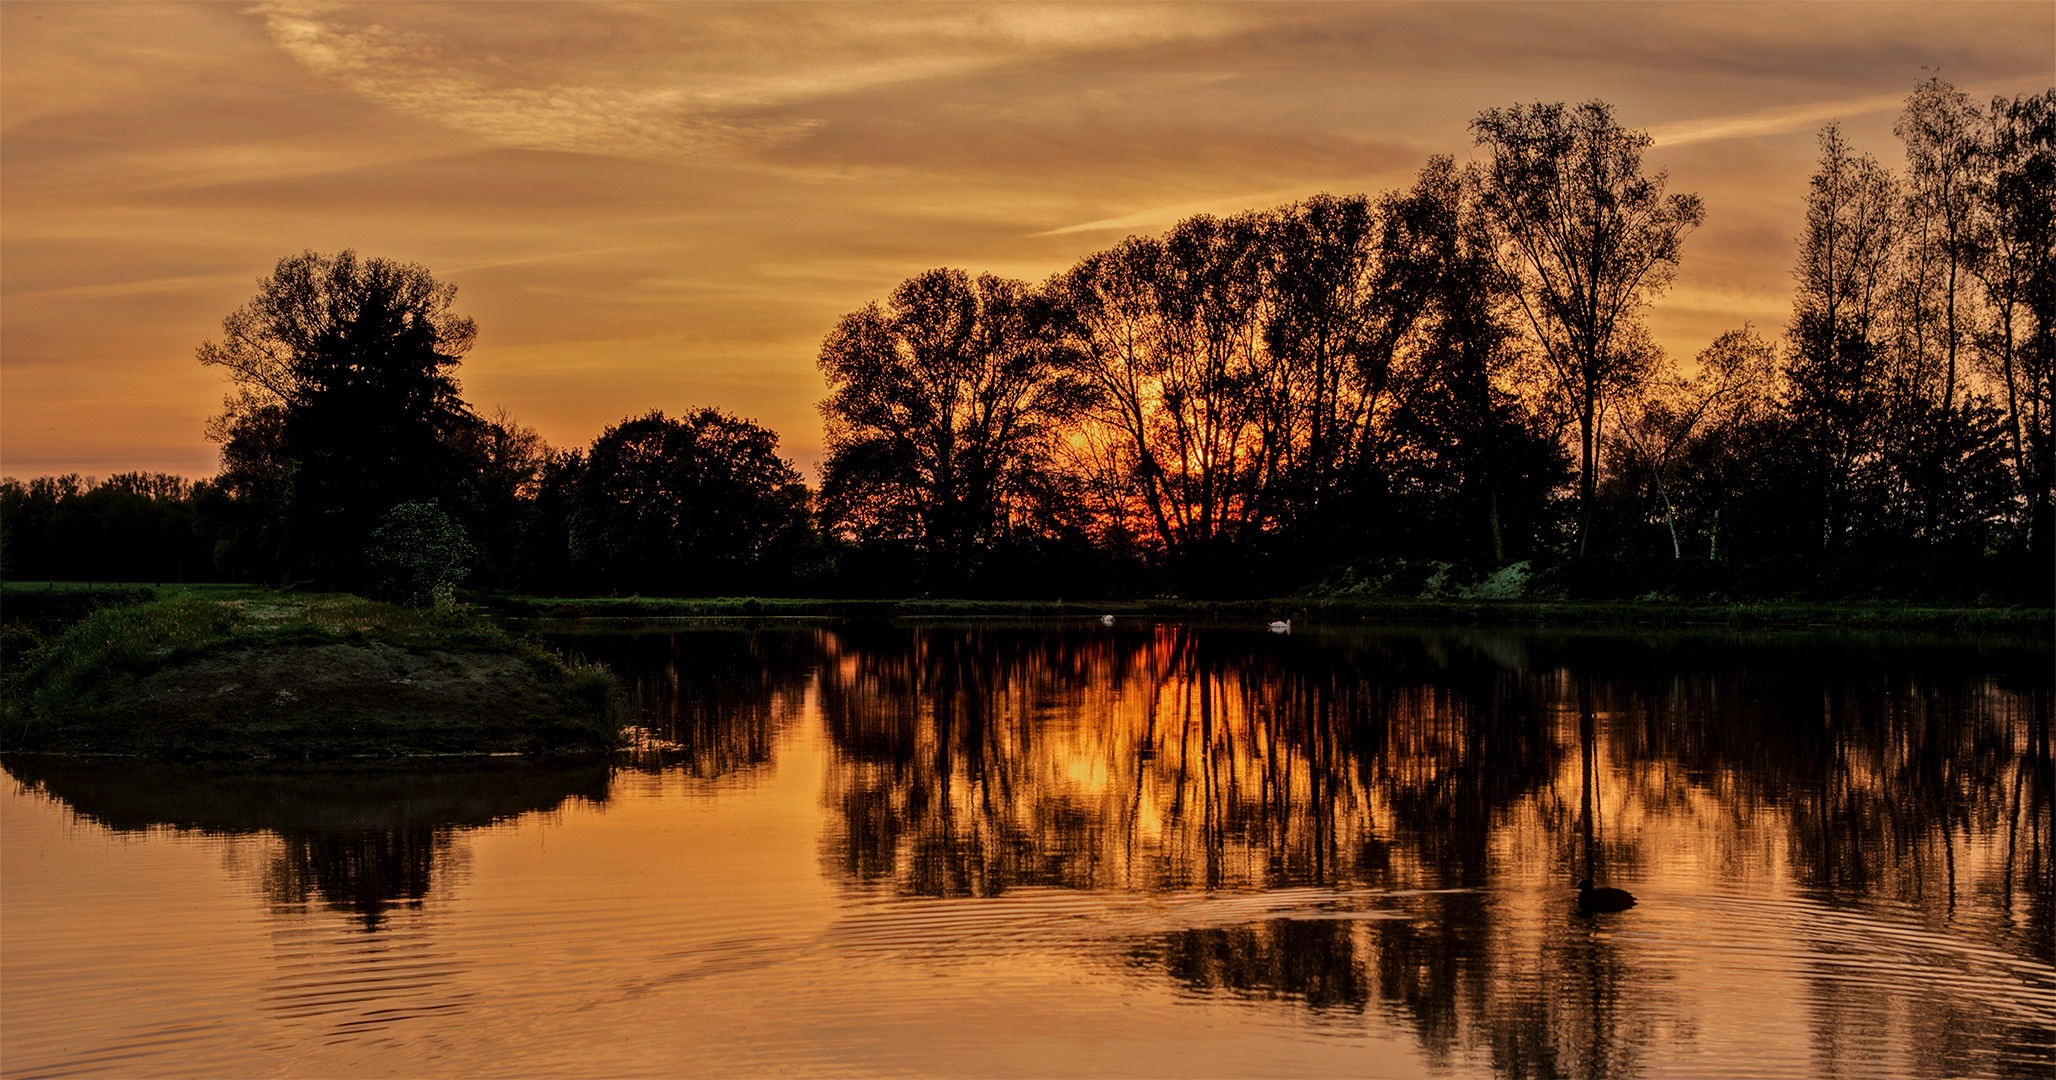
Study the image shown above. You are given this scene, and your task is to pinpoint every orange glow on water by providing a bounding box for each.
[3,625,2049,1077]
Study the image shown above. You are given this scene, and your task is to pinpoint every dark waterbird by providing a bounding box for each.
[1576,879,1636,913]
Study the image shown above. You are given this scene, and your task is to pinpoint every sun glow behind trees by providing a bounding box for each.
[2,82,2049,602]
[811,85,2052,598]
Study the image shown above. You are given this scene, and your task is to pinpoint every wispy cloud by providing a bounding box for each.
[446,245,683,276]
[7,273,254,303]
[1647,92,1909,146]
[247,2,820,159]
[1649,77,2039,146]
[245,2,1262,161]
[1038,186,1332,236]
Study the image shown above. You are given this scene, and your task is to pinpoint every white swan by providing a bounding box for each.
[1268,620,1291,633]
[1100,614,1116,626]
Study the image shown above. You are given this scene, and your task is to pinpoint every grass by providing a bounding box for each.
[7,589,468,703]
[484,592,2052,635]
[2,584,625,758]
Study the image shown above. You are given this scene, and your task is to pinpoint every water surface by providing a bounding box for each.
[5,623,2050,1078]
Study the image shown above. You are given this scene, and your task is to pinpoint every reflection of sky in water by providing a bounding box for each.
[3,626,2049,1078]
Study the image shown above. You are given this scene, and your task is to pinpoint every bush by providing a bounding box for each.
[364,502,475,605]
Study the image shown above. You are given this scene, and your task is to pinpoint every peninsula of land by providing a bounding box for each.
[1,587,624,762]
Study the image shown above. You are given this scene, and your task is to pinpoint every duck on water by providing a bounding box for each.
[1576,879,1636,913]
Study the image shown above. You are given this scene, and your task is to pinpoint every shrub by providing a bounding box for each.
[364,502,475,605]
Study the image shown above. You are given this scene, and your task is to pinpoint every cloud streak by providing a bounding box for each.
[1038,187,1327,236]
[1649,93,1909,146]
[1649,77,2044,146]
[4,1,2051,480]
[249,2,820,159]
[247,1,1265,161]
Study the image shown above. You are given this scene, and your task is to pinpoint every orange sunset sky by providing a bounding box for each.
[3,1,2051,482]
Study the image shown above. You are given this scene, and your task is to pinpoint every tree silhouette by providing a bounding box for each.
[1967,88,2055,558]
[1056,214,1286,589]
[199,250,480,587]
[1783,125,1901,551]
[1896,77,1984,414]
[1261,191,1394,548]
[1367,159,1565,564]
[567,409,812,596]
[818,268,1091,591]
[1470,101,1704,556]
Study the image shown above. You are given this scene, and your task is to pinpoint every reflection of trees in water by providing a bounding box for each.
[6,758,608,1040]
[1792,677,2051,955]
[5,760,610,930]
[813,625,2051,1078]
[1579,637,2053,1080]
[1463,634,2049,1079]
[1129,900,1669,1079]
[542,627,816,778]
[1138,918,1374,1011]
[817,624,1564,898]
[1559,635,2051,964]
[262,826,454,931]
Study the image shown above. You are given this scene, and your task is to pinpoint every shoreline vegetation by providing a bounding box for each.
[1,585,624,762]
[2,581,2042,762]
[8,581,2048,635]
[488,595,2051,635]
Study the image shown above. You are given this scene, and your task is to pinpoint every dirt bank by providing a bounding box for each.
[18,640,618,761]
[3,590,624,761]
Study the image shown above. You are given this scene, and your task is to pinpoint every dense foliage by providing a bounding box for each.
[3,83,2050,603]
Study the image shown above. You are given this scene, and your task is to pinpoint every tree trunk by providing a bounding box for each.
[1997,305,2034,548]
[1654,471,1681,559]
[1489,489,1505,563]
[1577,391,1598,557]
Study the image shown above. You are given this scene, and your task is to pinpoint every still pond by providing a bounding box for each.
[4,622,2051,1078]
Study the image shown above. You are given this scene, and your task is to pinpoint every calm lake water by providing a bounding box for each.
[4,622,2051,1078]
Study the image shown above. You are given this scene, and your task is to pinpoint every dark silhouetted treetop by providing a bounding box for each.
[1471,100,1705,556]
[0,473,221,584]
[199,249,475,413]
[568,408,812,595]
[818,268,1092,589]
[198,250,484,587]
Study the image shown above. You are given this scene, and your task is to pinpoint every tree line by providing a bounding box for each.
[816,82,2051,599]
[3,81,2049,602]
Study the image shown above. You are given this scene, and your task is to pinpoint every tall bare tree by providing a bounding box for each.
[1470,100,1704,555]
[1895,76,1985,413]
[1263,192,1389,533]
[1055,214,1284,586]
[1967,89,2056,554]
[1784,124,1901,549]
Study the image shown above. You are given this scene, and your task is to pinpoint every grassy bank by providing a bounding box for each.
[484,592,2051,634]
[2,585,625,760]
